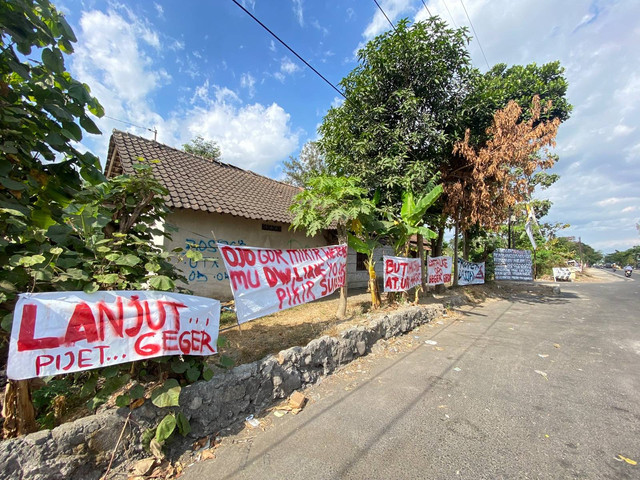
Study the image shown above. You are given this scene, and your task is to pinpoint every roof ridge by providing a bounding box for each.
[112,129,301,191]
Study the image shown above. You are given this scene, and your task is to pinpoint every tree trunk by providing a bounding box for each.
[434,219,446,293]
[2,380,37,438]
[336,223,348,318]
[463,229,470,260]
[367,259,381,309]
[453,217,459,287]
[418,233,426,293]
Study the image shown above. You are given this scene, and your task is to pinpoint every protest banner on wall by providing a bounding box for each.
[494,248,533,281]
[7,291,220,380]
[383,256,422,292]
[457,259,485,285]
[219,244,347,323]
[427,256,452,285]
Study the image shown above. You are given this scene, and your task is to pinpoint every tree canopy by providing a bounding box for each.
[182,135,221,161]
[282,141,325,187]
[319,18,474,206]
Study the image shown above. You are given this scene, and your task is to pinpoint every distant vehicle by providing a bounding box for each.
[604,263,612,268]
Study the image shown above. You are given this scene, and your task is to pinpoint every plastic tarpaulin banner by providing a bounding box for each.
[7,291,220,380]
[383,256,422,292]
[427,256,452,285]
[457,259,485,285]
[219,244,347,323]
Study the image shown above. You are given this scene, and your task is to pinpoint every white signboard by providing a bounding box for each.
[457,259,485,285]
[494,248,533,281]
[218,244,347,323]
[383,256,422,292]
[8,291,220,380]
[427,256,452,285]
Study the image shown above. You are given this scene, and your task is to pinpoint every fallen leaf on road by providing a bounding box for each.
[553,343,561,348]
[538,354,549,358]
[435,346,444,351]
[201,448,216,461]
[534,370,548,380]
[273,410,286,417]
[132,458,156,476]
[425,340,438,345]
[618,455,637,465]
[453,367,462,372]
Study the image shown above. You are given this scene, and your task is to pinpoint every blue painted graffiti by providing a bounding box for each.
[183,237,245,283]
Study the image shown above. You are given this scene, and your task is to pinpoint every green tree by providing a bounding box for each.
[290,176,372,317]
[319,17,473,207]
[282,141,326,187]
[182,135,221,161]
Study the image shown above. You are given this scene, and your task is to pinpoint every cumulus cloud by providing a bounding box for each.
[70,5,300,178]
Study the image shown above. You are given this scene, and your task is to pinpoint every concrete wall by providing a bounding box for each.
[164,209,329,300]
[348,246,395,289]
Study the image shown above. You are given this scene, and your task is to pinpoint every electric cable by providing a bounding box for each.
[373,0,397,32]
[442,0,458,28]
[230,0,345,99]
[459,0,490,69]
[420,0,433,17]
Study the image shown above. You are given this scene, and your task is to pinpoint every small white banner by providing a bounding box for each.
[383,256,422,292]
[7,291,220,380]
[427,256,452,285]
[457,259,485,285]
[218,244,347,323]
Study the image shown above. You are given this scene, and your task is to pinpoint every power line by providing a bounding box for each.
[104,115,157,140]
[458,0,490,70]
[420,0,433,17]
[230,0,345,99]
[373,0,397,32]
[442,0,458,28]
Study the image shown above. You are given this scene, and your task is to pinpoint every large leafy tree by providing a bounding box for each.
[319,18,473,207]
[282,141,326,188]
[290,176,372,318]
[182,135,221,161]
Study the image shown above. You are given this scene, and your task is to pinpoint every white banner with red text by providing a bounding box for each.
[457,259,485,285]
[427,256,452,285]
[218,244,347,324]
[7,291,220,380]
[383,256,422,292]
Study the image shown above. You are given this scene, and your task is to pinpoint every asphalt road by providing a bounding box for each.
[182,270,640,480]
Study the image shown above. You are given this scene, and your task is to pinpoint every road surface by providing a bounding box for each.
[182,270,640,479]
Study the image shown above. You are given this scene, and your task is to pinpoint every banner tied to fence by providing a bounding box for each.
[383,256,422,292]
[7,291,220,380]
[457,259,485,286]
[219,244,347,323]
[494,248,533,281]
[427,256,452,285]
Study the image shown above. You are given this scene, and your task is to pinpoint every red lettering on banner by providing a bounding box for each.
[17,304,61,351]
[221,246,256,268]
[97,298,123,340]
[134,332,160,356]
[229,269,261,290]
[257,249,289,265]
[124,295,144,337]
[264,266,291,287]
[64,303,99,345]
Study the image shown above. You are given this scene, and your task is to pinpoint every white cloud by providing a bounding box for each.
[153,2,164,18]
[280,57,300,75]
[292,0,304,27]
[363,0,414,40]
[611,124,635,138]
[240,73,256,97]
[270,40,276,52]
[184,101,299,175]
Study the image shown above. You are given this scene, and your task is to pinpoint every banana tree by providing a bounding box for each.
[348,213,387,309]
[388,185,443,299]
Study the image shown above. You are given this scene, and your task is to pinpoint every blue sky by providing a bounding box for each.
[56,0,640,254]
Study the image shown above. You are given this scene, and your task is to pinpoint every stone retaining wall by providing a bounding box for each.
[0,304,444,480]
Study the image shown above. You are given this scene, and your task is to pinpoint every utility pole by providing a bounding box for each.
[578,237,584,272]
[507,206,512,249]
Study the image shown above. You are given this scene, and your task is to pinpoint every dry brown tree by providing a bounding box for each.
[444,96,560,239]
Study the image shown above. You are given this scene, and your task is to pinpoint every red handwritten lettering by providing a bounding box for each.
[17,304,61,351]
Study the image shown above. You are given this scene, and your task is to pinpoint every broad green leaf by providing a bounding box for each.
[148,275,175,291]
[176,412,191,437]
[42,47,64,73]
[170,360,189,374]
[186,250,203,262]
[129,384,145,400]
[83,282,99,294]
[80,115,101,135]
[202,368,214,381]
[105,253,121,262]
[18,255,46,267]
[116,254,141,266]
[186,366,201,383]
[155,414,176,443]
[95,273,119,284]
[115,394,130,408]
[218,355,235,369]
[151,379,181,408]
[50,247,63,255]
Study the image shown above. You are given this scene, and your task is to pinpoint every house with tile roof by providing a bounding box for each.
[105,130,338,299]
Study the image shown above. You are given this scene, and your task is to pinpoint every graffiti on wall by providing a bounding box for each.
[183,237,246,284]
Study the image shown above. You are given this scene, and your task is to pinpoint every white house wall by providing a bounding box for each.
[164,209,329,300]
[347,245,395,289]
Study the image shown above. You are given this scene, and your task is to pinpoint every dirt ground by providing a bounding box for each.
[215,276,566,367]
